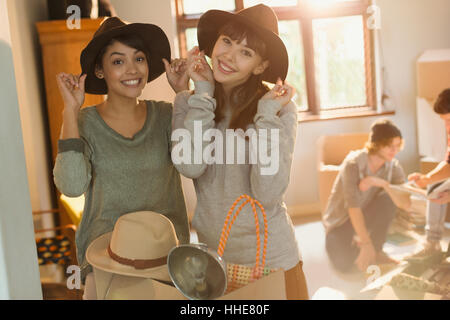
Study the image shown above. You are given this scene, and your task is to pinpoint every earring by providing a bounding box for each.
[96,72,104,79]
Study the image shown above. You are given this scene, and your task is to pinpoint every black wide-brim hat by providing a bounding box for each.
[197,4,288,84]
[81,17,171,94]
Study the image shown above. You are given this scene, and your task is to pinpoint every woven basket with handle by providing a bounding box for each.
[217,194,279,294]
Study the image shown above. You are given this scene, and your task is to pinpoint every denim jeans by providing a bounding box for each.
[325,192,396,272]
[425,200,447,242]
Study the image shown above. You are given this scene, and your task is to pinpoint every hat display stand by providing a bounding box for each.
[167,243,227,300]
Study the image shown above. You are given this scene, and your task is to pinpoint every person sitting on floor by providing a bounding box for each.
[322,119,411,273]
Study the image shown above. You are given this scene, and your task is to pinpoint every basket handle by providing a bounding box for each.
[217,194,268,272]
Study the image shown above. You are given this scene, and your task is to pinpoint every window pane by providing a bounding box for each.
[185,28,198,90]
[313,15,367,109]
[307,0,362,6]
[185,28,211,63]
[278,20,308,111]
[183,0,235,15]
[244,0,298,6]
[185,28,198,50]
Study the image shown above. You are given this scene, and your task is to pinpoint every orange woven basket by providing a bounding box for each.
[217,194,278,294]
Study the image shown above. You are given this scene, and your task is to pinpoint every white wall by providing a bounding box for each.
[293,0,450,213]
[110,0,179,102]
[103,0,450,216]
[6,0,54,213]
[0,0,42,300]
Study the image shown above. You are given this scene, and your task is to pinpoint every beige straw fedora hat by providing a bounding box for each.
[86,211,179,282]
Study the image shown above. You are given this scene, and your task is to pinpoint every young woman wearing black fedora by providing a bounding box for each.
[167,4,308,299]
[53,17,190,299]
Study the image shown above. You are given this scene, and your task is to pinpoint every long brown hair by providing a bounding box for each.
[213,22,270,130]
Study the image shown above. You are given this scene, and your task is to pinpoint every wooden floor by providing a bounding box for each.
[40,213,449,300]
[291,214,450,299]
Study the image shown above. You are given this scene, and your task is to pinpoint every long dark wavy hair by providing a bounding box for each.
[213,21,271,130]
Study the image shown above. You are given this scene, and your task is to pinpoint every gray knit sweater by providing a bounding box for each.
[53,100,190,281]
[172,81,301,270]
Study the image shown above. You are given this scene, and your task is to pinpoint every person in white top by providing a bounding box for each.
[165,4,308,299]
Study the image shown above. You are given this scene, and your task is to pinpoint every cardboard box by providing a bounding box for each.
[317,133,369,213]
[374,285,443,300]
[93,267,287,300]
[417,49,450,101]
[420,157,440,174]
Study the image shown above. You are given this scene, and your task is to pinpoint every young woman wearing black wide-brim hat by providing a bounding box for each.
[53,17,190,299]
[167,4,309,300]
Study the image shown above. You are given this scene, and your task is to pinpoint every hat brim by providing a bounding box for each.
[197,10,288,83]
[86,232,171,282]
[81,23,171,94]
[93,271,187,300]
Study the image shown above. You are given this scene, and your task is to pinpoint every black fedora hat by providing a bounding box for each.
[197,4,288,84]
[80,17,171,94]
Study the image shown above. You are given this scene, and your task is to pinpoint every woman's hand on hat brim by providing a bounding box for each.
[56,72,86,111]
[186,46,214,84]
[261,78,295,107]
[163,58,190,93]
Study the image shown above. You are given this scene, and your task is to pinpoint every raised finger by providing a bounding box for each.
[271,84,282,96]
[174,59,185,73]
[189,61,200,73]
[68,74,77,88]
[56,73,72,94]
[56,73,66,90]
[79,74,87,92]
[75,74,81,87]
[178,59,188,72]
[194,61,204,72]
[197,51,209,64]
[60,74,73,90]
[281,84,292,97]
[276,77,283,87]
[187,46,200,60]
[162,58,171,73]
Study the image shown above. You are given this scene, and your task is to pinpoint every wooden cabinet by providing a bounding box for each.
[36,19,105,225]
[36,18,105,162]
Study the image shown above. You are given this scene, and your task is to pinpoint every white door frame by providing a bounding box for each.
[0,0,42,300]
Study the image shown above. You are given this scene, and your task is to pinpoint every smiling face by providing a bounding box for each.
[376,136,403,162]
[96,40,149,99]
[211,34,269,94]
